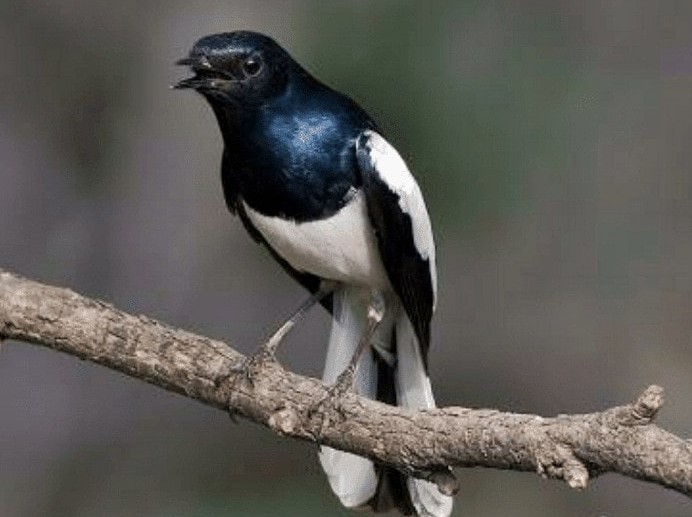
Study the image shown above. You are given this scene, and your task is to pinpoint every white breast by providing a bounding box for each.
[242,191,390,289]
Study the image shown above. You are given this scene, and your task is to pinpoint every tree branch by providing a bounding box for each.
[1,269,690,499]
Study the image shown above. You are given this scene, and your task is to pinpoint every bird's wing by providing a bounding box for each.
[356,130,437,363]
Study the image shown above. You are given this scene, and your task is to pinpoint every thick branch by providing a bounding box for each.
[0,269,690,498]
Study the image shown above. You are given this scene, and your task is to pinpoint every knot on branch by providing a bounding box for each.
[536,444,589,490]
[268,407,301,435]
[622,385,664,426]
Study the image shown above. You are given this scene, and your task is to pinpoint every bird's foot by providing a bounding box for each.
[238,345,280,385]
[225,316,293,389]
[220,332,286,422]
[309,364,357,421]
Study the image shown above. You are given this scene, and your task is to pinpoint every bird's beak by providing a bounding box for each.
[172,75,203,90]
[173,55,210,90]
[172,55,238,90]
[175,57,199,67]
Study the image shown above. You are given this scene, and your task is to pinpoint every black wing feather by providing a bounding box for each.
[356,133,434,365]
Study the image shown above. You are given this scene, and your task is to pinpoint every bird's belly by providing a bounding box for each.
[242,191,389,289]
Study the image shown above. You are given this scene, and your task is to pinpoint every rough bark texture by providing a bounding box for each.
[1,269,691,499]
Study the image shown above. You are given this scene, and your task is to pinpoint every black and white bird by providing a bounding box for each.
[175,31,453,517]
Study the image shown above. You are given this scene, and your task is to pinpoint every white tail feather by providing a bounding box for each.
[319,286,378,508]
[395,313,454,517]
[319,290,453,516]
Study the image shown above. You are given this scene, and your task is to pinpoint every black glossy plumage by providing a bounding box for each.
[186,33,376,222]
[221,82,369,220]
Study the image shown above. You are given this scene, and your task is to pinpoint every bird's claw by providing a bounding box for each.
[234,345,280,387]
[221,318,290,393]
[219,343,281,423]
[309,365,357,421]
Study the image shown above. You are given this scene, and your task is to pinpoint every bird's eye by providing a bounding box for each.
[243,55,262,77]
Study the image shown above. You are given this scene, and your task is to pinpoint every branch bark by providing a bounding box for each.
[0,269,690,499]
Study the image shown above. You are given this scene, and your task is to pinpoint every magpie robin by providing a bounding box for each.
[175,31,453,517]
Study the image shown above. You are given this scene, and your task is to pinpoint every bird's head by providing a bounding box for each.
[174,31,294,107]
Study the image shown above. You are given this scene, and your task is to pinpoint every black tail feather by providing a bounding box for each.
[364,341,415,516]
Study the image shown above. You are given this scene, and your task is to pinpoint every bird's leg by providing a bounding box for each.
[333,293,385,393]
[311,291,385,418]
[258,281,336,362]
[227,281,336,388]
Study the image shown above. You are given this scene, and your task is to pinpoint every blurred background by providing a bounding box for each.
[1,1,691,516]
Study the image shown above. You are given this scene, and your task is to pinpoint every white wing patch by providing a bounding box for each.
[357,130,437,301]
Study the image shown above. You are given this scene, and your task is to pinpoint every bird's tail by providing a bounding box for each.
[394,311,454,517]
[319,288,453,517]
[319,286,380,508]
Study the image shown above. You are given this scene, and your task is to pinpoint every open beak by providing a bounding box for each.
[172,75,205,90]
[173,55,211,90]
[173,55,238,90]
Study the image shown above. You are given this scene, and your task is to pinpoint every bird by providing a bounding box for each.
[175,31,453,517]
